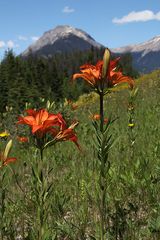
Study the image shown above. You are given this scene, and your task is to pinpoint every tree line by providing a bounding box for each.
[0,47,139,112]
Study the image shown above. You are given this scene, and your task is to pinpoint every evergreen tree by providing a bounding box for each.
[0,48,139,113]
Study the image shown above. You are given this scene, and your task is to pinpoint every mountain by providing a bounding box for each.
[112,36,160,73]
[22,25,104,57]
[22,25,160,73]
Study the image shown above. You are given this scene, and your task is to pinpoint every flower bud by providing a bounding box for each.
[102,48,110,79]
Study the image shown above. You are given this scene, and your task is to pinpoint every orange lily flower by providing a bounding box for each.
[73,49,134,90]
[67,99,78,110]
[73,61,103,88]
[0,154,17,168]
[71,104,78,111]
[17,136,29,143]
[49,120,80,149]
[91,114,108,124]
[17,109,63,138]
[17,109,79,148]
[92,114,101,120]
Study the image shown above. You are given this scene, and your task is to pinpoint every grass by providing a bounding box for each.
[0,70,160,239]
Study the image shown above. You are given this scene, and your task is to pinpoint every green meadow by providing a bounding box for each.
[0,68,160,239]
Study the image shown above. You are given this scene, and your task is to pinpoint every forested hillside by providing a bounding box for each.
[0,48,139,112]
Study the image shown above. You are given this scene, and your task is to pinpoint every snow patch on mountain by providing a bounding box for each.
[22,25,103,56]
[112,35,160,56]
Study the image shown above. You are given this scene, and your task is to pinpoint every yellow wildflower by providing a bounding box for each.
[128,123,134,128]
[0,131,10,138]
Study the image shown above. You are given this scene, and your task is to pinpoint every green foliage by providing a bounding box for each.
[0,49,138,112]
[0,58,160,239]
[118,53,140,78]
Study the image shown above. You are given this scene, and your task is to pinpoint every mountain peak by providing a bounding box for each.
[44,25,75,35]
[112,35,160,73]
[151,35,160,41]
[22,25,103,57]
[112,35,160,54]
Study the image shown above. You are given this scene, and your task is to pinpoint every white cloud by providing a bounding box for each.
[0,41,5,48]
[62,6,75,13]
[7,40,15,48]
[0,40,19,49]
[31,36,39,42]
[112,10,160,24]
[18,35,28,41]
[6,40,19,49]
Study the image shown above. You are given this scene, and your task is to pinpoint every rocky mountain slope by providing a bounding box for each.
[112,36,160,73]
[22,25,104,57]
[22,25,160,73]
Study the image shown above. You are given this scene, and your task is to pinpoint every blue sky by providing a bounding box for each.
[0,0,160,58]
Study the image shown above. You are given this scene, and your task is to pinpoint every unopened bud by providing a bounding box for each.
[102,48,110,79]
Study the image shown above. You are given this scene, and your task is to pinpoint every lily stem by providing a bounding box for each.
[100,92,104,133]
[99,91,106,240]
[0,177,5,240]
[38,147,44,240]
